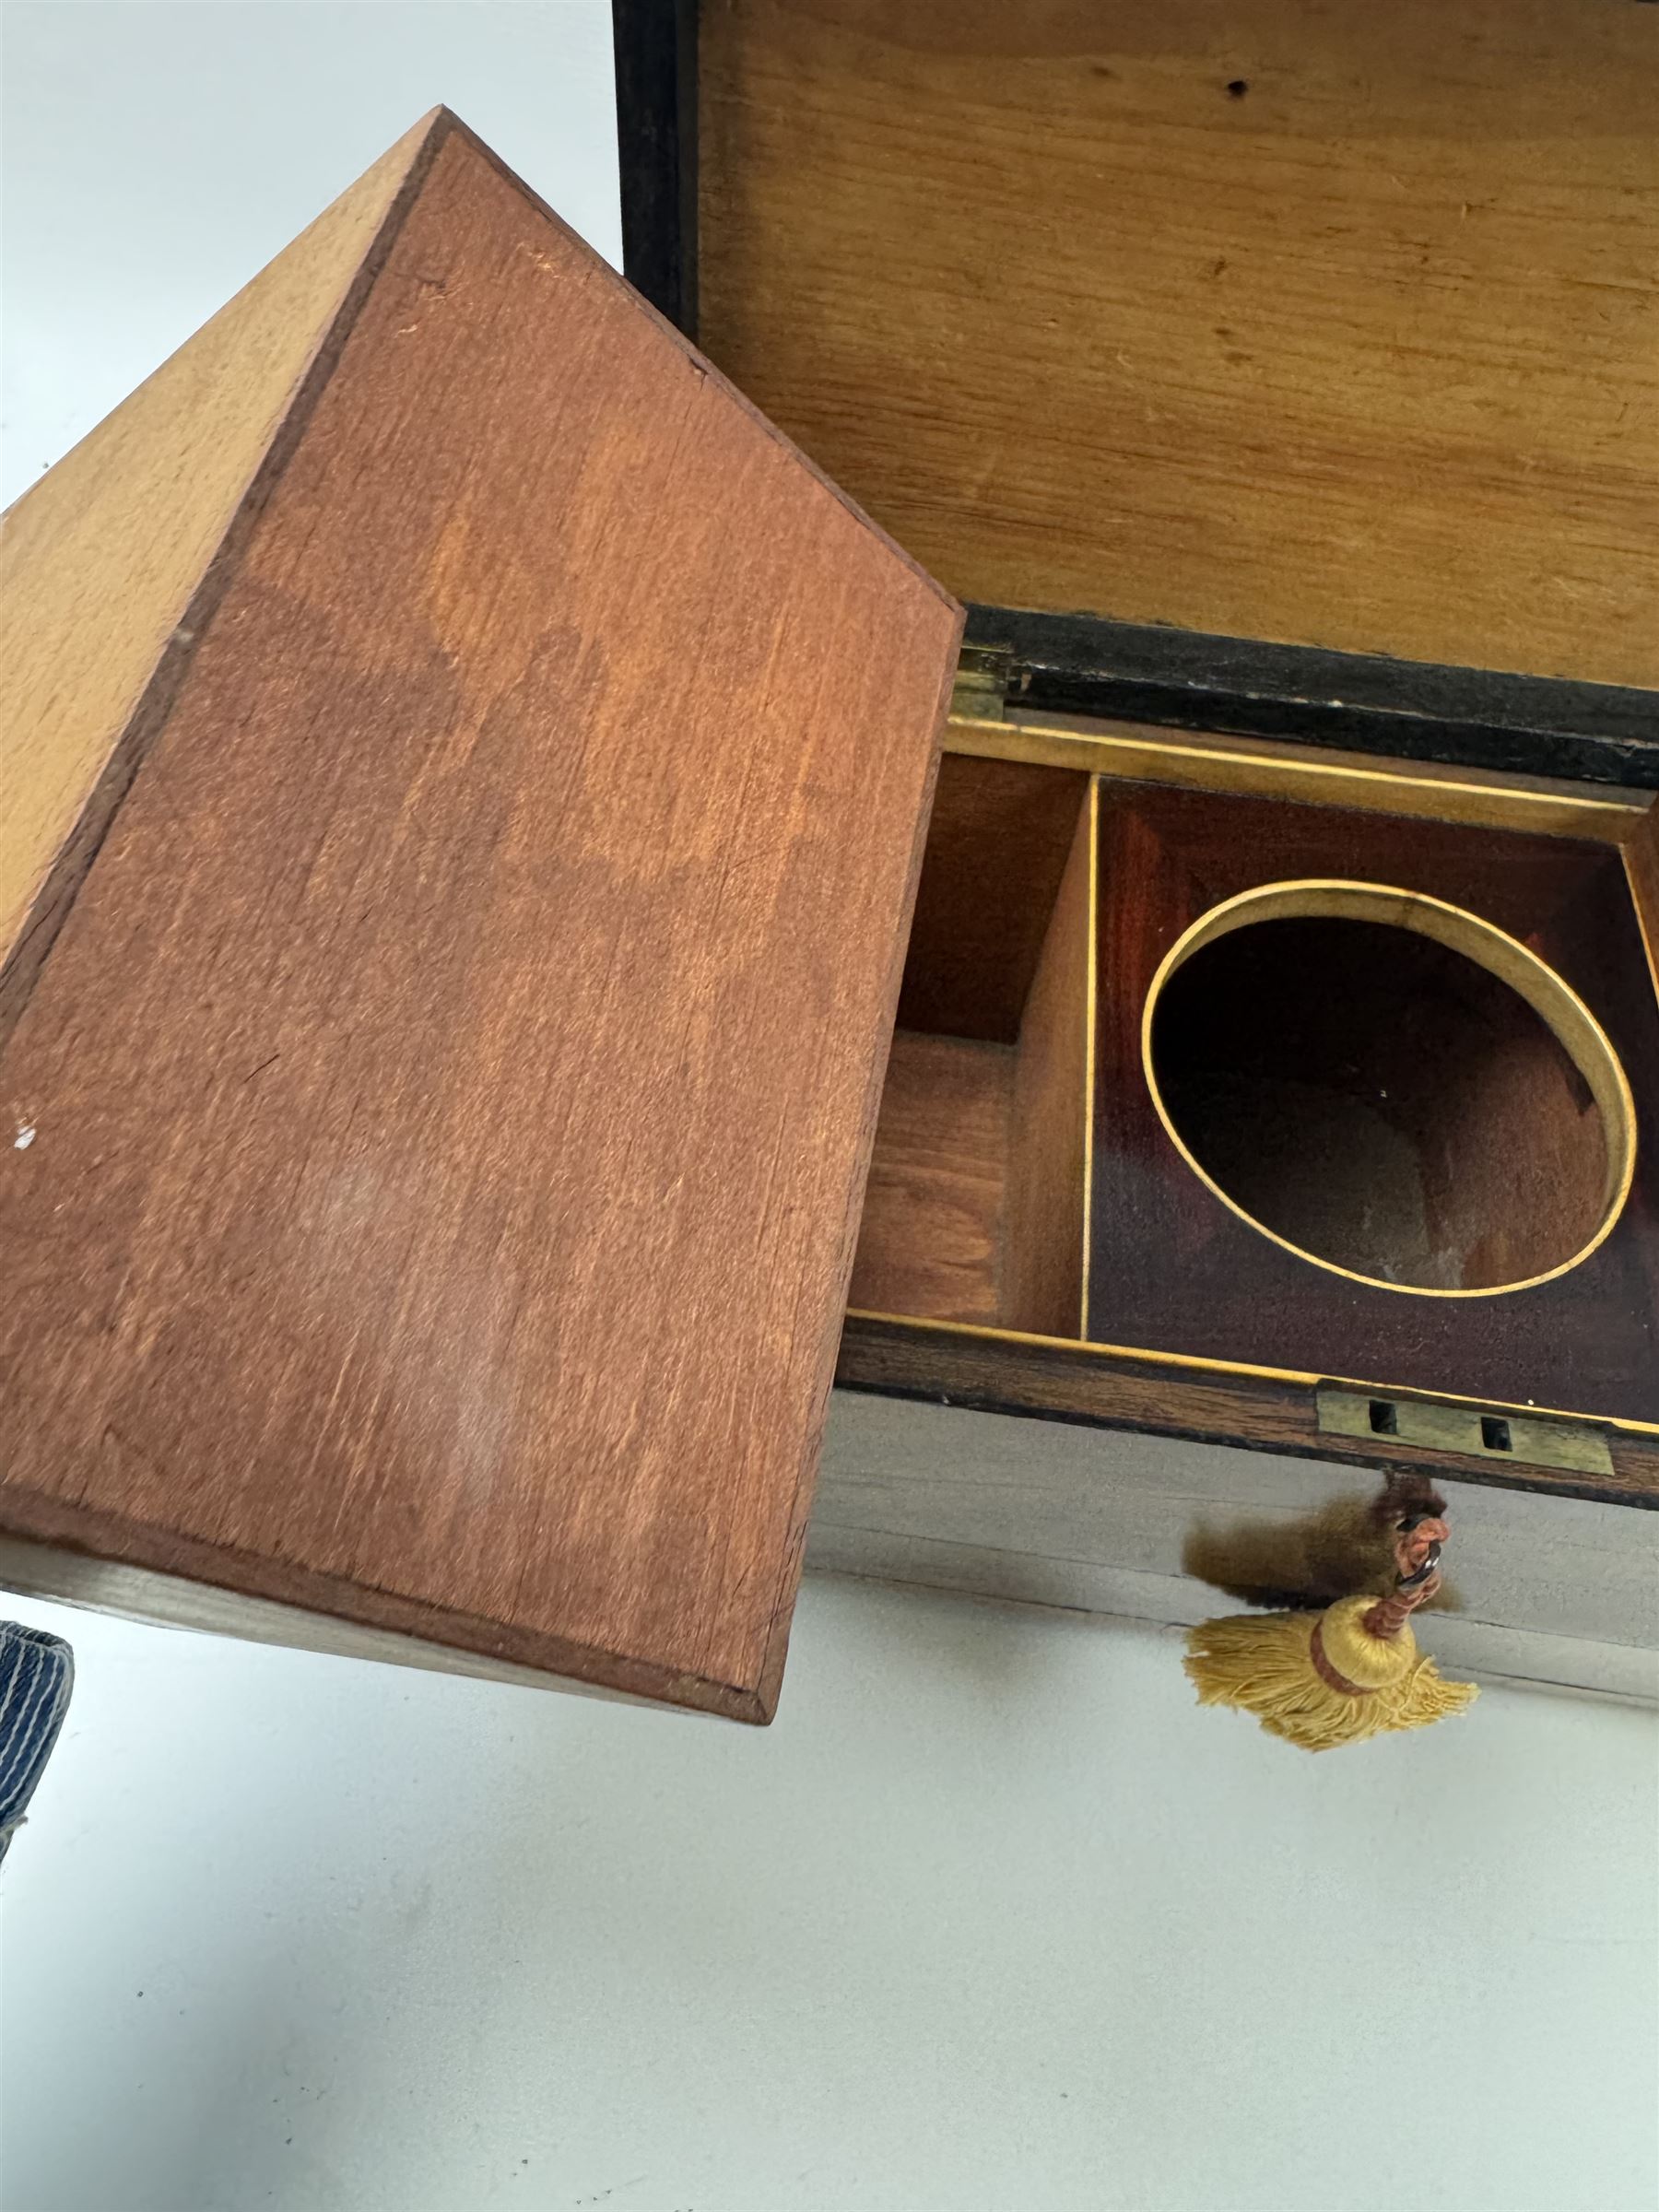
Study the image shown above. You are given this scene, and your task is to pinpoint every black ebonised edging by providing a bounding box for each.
[613,0,698,335]
[965,606,1659,791]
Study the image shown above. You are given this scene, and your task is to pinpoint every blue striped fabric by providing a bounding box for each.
[0,1620,74,1865]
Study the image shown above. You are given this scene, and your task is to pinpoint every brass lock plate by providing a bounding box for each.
[1316,1383,1615,1478]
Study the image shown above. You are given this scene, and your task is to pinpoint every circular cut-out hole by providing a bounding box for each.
[1142,882,1634,1296]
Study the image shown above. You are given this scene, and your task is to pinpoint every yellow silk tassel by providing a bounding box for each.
[1184,1594,1477,1751]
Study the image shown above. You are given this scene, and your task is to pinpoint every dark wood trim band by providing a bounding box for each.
[612,0,699,334]
[965,606,1659,791]
[836,1316,1659,1511]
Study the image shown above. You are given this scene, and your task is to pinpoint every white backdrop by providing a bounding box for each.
[3,8,1657,2210]
[0,0,619,503]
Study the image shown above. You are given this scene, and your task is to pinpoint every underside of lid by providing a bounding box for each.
[648,0,1659,693]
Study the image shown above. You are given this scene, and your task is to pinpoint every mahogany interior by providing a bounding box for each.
[849,755,1091,1334]
[852,751,1657,1419]
[1147,914,1617,1291]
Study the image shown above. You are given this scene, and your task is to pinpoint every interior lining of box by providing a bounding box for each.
[846,1031,1014,1328]
[850,756,1091,1335]
[1147,911,1618,1293]
[1627,805,1659,1006]
[848,730,1659,1424]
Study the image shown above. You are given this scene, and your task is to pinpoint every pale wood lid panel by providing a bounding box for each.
[699,0,1658,687]
[0,112,442,995]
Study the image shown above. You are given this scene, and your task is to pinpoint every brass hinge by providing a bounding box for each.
[1316,1384,1615,1478]
[949,643,1016,724]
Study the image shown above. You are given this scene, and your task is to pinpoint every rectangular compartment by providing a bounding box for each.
[848,756,1093,1340]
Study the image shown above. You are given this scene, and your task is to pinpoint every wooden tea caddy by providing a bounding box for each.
[3,2,1655,1713]
[613,2,1659,1701]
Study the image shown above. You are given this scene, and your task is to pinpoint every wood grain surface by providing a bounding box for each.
[0,117,961,1718]
[0,112,441,1033]
[1002,787,1092,1337]
[1628,802,1659,1005]
[700,0,1659,686]
[948,712,1654,847]
[895,754,1088,1040]
[834,1318,1659,1508]
[1088,785,1659,1422]
[853,761,1093,1334]
[847,1031,1013,1326]
[1150,913,1614,1291]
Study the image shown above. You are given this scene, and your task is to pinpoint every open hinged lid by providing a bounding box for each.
[0,111,961,1718]
[618,0,1659,725]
